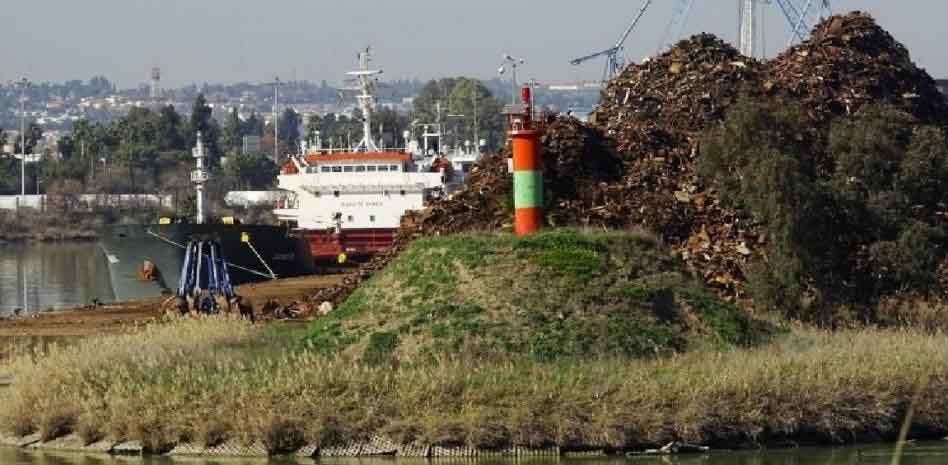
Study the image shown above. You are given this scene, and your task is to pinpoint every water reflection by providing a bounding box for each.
[0,242,115,317]
[3,442,948,465]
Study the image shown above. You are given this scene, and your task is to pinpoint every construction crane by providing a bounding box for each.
[570,0,653,83]
[658,0,697,53]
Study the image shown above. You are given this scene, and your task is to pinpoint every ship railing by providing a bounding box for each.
[303,146,410,156]
[301,184,430,195]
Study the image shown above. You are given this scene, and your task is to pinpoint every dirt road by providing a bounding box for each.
[0,274,344,338]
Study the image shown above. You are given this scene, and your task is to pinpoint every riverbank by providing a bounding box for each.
[1,317,944,457]
[0,210,100,242]
[0,230,943,458]
[0,273,344,365]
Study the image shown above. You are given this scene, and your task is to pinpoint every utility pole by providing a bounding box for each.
[12,78,31,197]
[499,54,526,105]
[273,76,281,164]
[473,90,479,146]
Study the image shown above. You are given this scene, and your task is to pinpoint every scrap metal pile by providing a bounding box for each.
[768,12,948,126]
[307,12,948,309]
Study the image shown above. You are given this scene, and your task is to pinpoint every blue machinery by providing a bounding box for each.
[176,240,237,314]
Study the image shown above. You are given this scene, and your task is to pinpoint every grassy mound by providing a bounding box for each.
[307,230,771,362]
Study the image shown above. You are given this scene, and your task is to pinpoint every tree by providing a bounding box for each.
[447,78,504,150]
[224,152,278,190]
[57,135,76,160]
[278,108,302,151]
[305,114,321,146]
[242,111,264,137]
[222,107,243,154]
[413,78,505,151]
[189,94,221,162]
[374,107,410,148]
[156,105,185,151]
[14,122,44,155]
[701,100,948,325]
[114,142,158,192]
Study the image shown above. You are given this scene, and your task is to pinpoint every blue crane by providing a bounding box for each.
[570,0,654,83]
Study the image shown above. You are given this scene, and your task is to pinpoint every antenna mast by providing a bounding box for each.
[347,47,383,152]
[191,132,210,224]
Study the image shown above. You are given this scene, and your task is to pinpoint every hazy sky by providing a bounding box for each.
[2,1,945,88]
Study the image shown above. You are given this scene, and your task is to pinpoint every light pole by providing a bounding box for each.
[473,90,479,147]
[273,76,281,164]
[446,114,466,152]
[498,54,525,105]
[12,78,31,197]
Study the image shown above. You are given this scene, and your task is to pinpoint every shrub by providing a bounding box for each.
[700,101,948,325]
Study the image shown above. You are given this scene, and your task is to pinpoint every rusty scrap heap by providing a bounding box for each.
[308,12,948,309]
[769,12,948,126]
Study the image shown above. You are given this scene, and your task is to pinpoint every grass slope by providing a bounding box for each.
[307,229,771,363]
[3,318,946,453]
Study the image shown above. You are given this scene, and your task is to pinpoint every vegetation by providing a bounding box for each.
[700,101,948,326]
[0,210,102,242]
[0,95,276,200]
[2,317,946,454]
[307,230,772,362]
[413,78,506,151]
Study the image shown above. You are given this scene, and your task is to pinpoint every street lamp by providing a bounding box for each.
[7,78,32,197]
[271,76,281,164]
[498,54,525,105]
[446,114,466,153]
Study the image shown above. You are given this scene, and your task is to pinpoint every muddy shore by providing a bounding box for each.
[0,274,344,339]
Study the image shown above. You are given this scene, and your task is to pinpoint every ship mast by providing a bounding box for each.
[347,47,383,152]
[191,132,210,224]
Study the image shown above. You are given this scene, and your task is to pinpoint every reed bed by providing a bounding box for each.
[1,317,946,454]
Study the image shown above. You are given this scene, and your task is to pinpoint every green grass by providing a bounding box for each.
[306,229,773,362]
[2,317,947,453]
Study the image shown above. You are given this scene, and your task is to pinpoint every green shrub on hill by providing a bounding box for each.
[307,229,772,362]
[700,101,948,325]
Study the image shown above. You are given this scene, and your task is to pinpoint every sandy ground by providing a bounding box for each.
[0,274,344,338]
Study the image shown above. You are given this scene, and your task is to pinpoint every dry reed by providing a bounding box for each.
[1,317,945,454]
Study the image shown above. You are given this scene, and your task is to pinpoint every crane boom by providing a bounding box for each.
[569,47,619,66]
[569,0,654,82]
[612,0,653,54]
[659,0,697,53]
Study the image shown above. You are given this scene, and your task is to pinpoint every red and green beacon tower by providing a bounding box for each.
[505,86,542,236]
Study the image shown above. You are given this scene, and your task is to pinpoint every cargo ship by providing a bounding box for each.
[99,135,313,302]
[267,48,483,263]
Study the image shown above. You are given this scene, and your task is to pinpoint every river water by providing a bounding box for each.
[2,442,948,465]
[0,242,114,317]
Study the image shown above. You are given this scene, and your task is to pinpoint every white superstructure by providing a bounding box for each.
[272,48,476,233]
[275,152,446,230]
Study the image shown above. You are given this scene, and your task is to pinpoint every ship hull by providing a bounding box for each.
[296,228,397,263]
[99,224,314,302]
